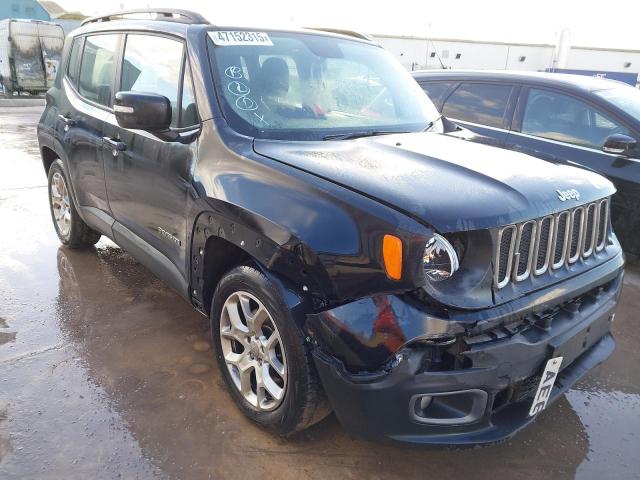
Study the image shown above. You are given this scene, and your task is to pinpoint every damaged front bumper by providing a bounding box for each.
[306,252,624,445]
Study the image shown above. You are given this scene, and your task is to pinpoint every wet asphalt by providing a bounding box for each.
[0,105,639,480]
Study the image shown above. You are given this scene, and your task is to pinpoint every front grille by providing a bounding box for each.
[515,221,536,279]
[494,198,610,289]
[568,207,584,262]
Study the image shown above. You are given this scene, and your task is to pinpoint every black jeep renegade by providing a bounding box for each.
[37,9,624,445]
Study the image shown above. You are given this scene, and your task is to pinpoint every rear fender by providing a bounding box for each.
[37,131,84,219]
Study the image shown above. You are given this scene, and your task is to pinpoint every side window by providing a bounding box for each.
[521,88,631,149]
[78,34,119,106]
[121,34,184,127]
[442,82,514,128]
[419,81,453,108]
[179,63,199,128]
[66,37,82,86]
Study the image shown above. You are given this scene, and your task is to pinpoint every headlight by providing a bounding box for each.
[423,233,459,282]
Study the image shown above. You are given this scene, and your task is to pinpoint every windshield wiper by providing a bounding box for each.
[423,114,444,132]
[322,130,410,141]
[322,119,443,140]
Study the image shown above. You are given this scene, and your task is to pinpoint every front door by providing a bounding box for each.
[102,33,200,286]
[506,86,640,253]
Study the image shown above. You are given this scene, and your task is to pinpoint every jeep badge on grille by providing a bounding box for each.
[557,189,580,202]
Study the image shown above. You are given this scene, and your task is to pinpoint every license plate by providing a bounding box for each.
[528,356,563,416]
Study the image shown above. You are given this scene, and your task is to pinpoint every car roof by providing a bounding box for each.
[411,69,627,92]
[73,18,192,38]
[74,12,376,46]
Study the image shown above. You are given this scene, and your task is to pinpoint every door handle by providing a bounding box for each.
[57,114,75,126]
[58,114,75,133]
[102,137,127,156]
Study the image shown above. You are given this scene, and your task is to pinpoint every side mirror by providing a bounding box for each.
[114,91,171,131]
[602,133,637,156]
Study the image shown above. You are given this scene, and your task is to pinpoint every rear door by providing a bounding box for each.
[102,32,200,288]
[439,81,519,147]
[59,33,120,222]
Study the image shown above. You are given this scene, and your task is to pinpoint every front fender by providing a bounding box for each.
[189,205,335,311]
[192,121,434,308]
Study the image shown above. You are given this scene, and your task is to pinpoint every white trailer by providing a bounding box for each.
[0,19,64,96]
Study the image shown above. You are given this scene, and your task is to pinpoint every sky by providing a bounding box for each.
[55,0,640,50]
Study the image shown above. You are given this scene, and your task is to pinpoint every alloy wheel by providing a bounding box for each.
[51,172,71,237]
[219,291,287,411]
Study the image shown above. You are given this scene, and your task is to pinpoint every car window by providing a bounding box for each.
[208,31,441,141]
[419,81,454,107]
[180,62,199,128]
[442,83,513,128]
[66,37,82,86]
[521,88,632,149]
[121,34,184,127]
[78,34,119,106]
[595,86,640,124]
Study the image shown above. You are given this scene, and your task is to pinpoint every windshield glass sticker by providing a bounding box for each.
[209,31,273,46]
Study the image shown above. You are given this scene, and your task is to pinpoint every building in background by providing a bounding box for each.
[0,0,86,34]
[375,34,640,87]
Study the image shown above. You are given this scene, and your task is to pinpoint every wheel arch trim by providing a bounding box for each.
[38,132,84,220]
[190,209,328,316]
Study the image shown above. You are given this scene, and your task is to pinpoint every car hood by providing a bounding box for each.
[253,132,615,232]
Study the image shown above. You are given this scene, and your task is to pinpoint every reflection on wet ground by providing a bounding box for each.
[1,106,639,479]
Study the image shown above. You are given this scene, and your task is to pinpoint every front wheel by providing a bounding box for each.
[47,160,101,249]
[211,265,330,435]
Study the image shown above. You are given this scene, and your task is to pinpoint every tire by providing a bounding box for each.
[211,264,330,436]
[47,159,101,249]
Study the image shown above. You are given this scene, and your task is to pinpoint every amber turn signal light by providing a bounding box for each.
[382,234,403,281]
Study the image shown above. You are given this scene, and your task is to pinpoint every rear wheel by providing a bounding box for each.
[47,160,101,249]
[211,265,330,435]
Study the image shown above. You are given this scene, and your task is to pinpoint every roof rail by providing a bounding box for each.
[305,27,375,43]
[81,9,209,26]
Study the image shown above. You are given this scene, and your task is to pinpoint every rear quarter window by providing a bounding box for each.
[66,37,82,86]
[442,82,514,128]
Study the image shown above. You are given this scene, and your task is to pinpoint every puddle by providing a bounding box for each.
[567,388,640,479]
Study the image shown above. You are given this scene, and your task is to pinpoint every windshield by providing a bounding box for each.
[595,86,640,123]
[207,30,441,140]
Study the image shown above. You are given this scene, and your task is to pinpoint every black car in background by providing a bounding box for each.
[412,70,640,255]
[37,10,624,445]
